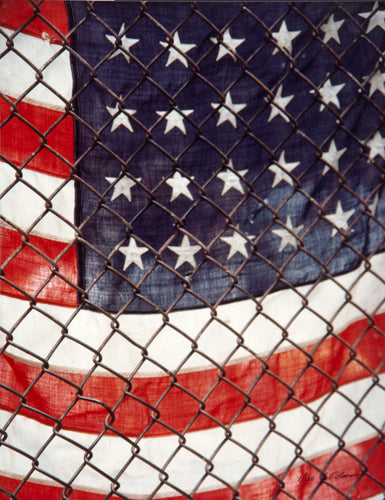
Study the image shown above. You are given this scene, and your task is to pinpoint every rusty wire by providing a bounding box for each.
[1,1,385,499]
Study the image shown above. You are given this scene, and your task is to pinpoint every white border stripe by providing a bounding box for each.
[0,162,75,242]
[0,28,71,110]
[2,253,385,376]
[0,375,383,497]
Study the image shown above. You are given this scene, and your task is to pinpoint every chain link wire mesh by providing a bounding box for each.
[1,1,385,499]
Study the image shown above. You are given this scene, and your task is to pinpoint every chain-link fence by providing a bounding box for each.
[1,1,385,499]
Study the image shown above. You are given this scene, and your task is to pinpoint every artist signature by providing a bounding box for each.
[297,471,360,484]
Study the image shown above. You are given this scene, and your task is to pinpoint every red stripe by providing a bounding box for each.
[193,437,385,500]
[0,228,77,306]
[0,0,69,44]
[0,98,73,178]
[2,314,384,437]
[0,437,383,499]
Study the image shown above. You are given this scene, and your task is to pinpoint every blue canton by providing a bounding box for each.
[67,2,385,312]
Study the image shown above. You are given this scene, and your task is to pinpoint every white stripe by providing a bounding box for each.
[366,495,385,500]
[0,162,75,242]
[0,375,383,497]
[0,28,71,110]
[1,252,385,376]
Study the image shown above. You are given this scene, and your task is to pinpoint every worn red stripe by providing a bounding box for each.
[0,227,77,306]
[0,98,73,178]
[0,0,69,44]
[2,314,384,437]
[195,436,385,500]
[0,437,383,500]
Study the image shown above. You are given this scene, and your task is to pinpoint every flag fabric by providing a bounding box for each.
[1,1,385,499]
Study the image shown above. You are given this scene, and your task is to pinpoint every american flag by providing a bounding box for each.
[1,1,385,499]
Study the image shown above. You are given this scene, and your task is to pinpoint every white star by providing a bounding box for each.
[366,130,385,160]
[105,24,139,64]
[317,79,345,111]
[359,2,385,33]
[368,192,379,217]
[268,85,295,123]
[159,31,196,68]
[210,28,245,61]
[366,69,385,97]
[220,227,254,260]
[168,235,201,269]
[166,172,193,202]
[321,140,346,175]
[268,151,299,188]
[106,101,136,132]
[119,239,148,271]
[272,216,304,252]
[211,91,247,128]
[217,160,248,195]
[272,20,301,55]
[156,108,193,135]
[325,201,355,237]
[105,175,141,202]
[320,14,345,44]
